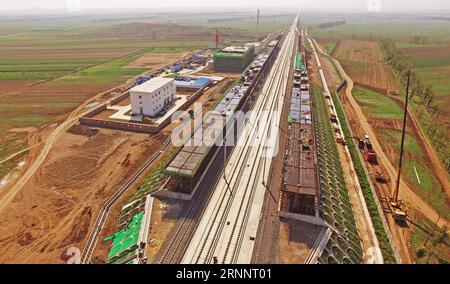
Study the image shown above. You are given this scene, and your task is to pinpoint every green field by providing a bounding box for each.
[409,212,450,264]
[353,87,403,119]
[310,19,450,43]
[394,43,450,167]
[324,42,337,54]
[0,15,248,180]
[353,87,449,219]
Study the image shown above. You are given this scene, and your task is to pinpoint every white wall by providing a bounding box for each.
[131,81,175,117]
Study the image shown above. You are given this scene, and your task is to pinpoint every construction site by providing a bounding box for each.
[0,3,449,269]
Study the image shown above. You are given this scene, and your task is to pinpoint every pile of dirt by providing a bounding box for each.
[67,125,99,137]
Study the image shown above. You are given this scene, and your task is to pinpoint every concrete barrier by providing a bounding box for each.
[79,117,160,133]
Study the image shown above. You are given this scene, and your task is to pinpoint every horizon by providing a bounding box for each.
[1,0,450,14]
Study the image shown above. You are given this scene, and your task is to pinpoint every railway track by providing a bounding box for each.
[156,142,235,263]
[251,29,298,264]
[80,138,171,264]
[157,32,284,264]
[181,18,297,264]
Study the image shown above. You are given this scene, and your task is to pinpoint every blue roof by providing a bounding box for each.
[193,77,211,88]
[175,81,193,87]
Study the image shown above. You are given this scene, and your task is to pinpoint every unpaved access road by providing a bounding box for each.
[314,38,450,228]
[0,83,124,214]
[315,43,450,263]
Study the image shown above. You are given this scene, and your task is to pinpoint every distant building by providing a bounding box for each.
[130,77,175,117]
[213,45,255,73]
[245,42,262,54]
[169,64,183,73]
[174,76,212,91]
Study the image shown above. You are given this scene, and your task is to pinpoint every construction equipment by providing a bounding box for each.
[215,29,220,50]
[359,134,378,164]
[388,90,398,96]
[372,170,388,184]
[336,137,346,146]
[389,70,412,222]
[188,109,195,119]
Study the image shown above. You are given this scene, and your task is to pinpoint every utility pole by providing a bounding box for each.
[257,9,260,35]
[393,69,411,202]
[216,28,220,50]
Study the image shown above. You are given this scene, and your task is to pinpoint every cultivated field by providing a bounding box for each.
[400,43,450,138]
[333,40,398,92]
[353,86,449,217]
[311,14,450,263]
[0,19,254,182]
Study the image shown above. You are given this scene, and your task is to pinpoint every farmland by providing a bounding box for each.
[399,43,450,139]
[352,86,449,220]
[333,40,398,92]
[312,14,450,169]
[309,17,450,43]
[310,14,450,263]
[0,19,254,181]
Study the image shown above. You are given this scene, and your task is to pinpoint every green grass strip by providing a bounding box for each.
[330,87,396,263]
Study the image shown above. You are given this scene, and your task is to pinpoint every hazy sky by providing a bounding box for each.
[1,0,449,12]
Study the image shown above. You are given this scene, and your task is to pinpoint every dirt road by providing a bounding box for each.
[332,56,449,227]
[314,39,449,227]
[318,47,450,263]
[0,80,127,215]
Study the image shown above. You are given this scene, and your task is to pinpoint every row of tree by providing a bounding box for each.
[317,20,346,29]
[380,38,449,172]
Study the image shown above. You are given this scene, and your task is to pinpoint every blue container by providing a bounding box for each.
[136,75,151,85]
[170,64,183,73]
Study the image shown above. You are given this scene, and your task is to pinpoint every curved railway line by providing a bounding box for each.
[81,137,171,264]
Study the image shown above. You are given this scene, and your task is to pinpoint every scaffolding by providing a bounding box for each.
[213,45,255,72]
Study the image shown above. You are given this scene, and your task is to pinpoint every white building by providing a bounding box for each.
[130,77,176,117]
[245,42,262,54]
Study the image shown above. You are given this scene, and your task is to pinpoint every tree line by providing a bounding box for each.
[380,38,449,172]
[317,20,346,29]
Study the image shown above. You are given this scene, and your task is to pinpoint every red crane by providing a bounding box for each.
[216,29,220,50]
